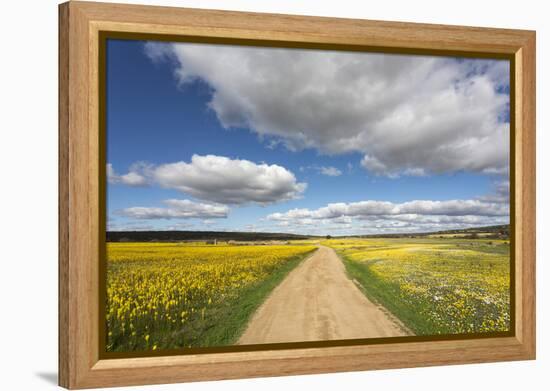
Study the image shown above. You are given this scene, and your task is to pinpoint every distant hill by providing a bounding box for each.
[107,225,509,242]
[354,224,510,239]
[106,230,318,243]
[427,224,509,235]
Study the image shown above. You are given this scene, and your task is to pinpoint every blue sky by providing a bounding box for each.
[106,39,510,235]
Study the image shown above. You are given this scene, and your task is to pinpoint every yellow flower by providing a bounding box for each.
[105,242,315,351]
[325,237,510,334]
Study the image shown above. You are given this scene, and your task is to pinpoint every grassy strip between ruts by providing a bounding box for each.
[169,248,317,348]
[338,253,436,335]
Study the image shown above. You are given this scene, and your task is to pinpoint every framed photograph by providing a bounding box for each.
[59,1,536,389]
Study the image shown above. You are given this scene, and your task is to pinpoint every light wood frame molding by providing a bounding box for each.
[59,1,536,389]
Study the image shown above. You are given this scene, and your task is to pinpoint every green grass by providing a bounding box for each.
[162,249,316,348]
[340,254,437,335]
[330,238,510,336]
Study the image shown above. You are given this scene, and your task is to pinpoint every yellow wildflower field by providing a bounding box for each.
[106,242,316,352]
[325,238,510,335]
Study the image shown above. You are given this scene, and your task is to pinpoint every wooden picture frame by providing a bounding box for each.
[59,1,536,389]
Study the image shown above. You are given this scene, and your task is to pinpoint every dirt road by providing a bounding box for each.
[238,246,410,344]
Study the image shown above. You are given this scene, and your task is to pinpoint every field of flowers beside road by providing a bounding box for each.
[325,238,510,336]
[105,236,510,352]
[106,242,316,352]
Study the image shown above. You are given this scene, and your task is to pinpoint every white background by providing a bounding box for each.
[0,0,546,389]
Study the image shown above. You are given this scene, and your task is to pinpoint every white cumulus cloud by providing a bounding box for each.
[319,166,342,176]
[300,165,342,177]
[108,155,306,205]
[267,197,509,225]
[152,155,306,205]
[145,42,510,177]
[115,199,229,220]
[107,163,149,186]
